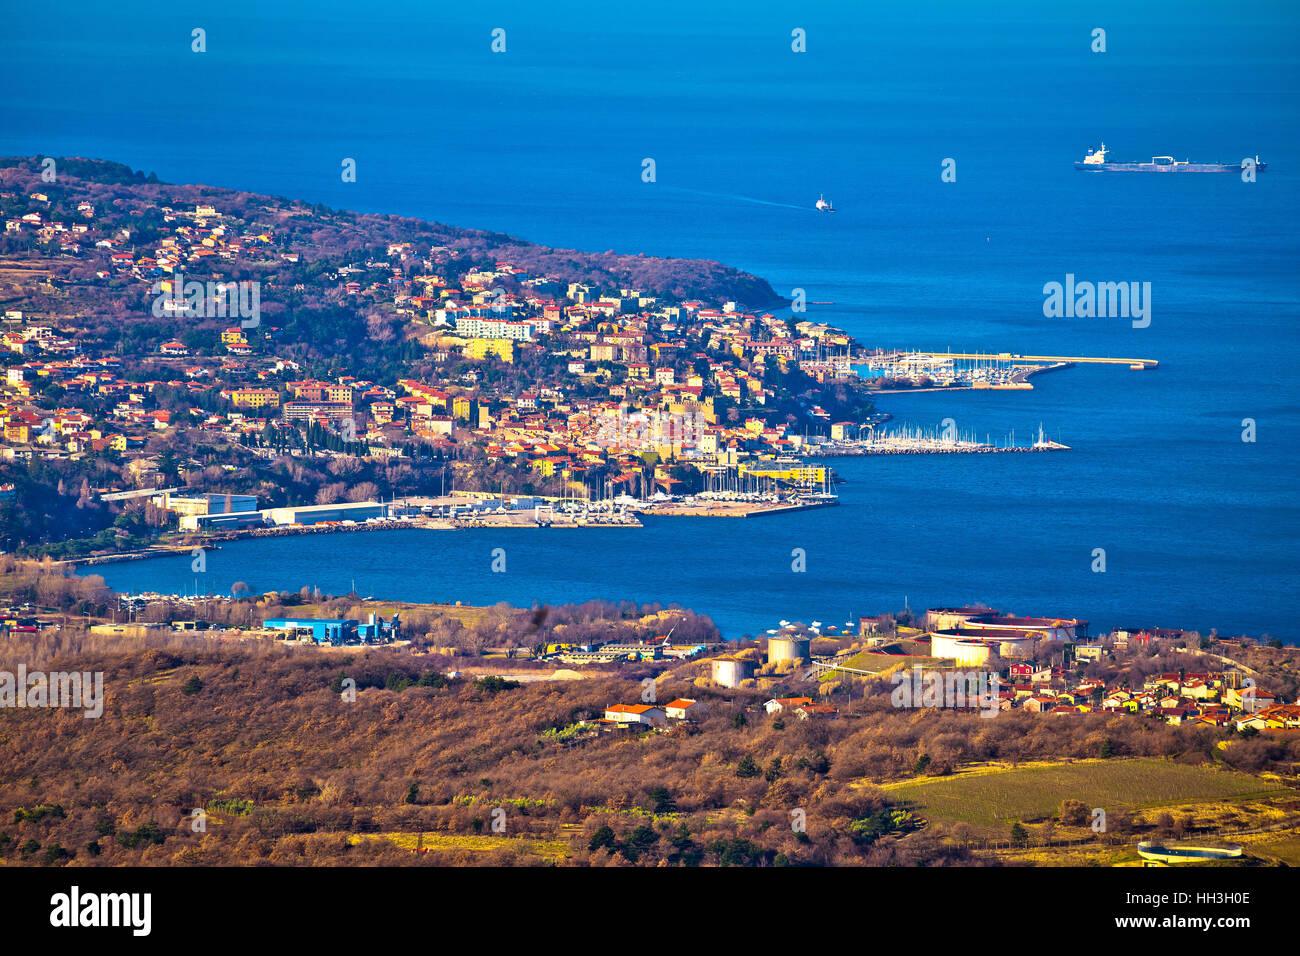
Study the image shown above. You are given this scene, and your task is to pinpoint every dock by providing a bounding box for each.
[912,351,1158,370]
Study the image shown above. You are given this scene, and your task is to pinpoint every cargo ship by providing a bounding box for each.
[1075,143,1266,173]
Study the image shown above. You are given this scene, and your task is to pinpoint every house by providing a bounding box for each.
[764,696,813,714]
[794,704,838,720]
[1225,685,1277,714]
[604,704,665,726]
[664,698,706,721]
[1160,705,1197,725]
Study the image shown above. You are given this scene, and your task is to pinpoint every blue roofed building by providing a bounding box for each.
[263,612,401,646]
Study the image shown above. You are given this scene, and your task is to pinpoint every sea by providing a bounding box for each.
[3,0,1297,640]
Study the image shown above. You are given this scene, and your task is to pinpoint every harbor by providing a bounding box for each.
[802,424,1069,457]
[855,349,1157,393]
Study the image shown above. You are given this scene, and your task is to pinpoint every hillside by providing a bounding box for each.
[0,156,783,310]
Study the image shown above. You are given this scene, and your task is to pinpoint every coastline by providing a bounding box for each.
[64,498,843,569]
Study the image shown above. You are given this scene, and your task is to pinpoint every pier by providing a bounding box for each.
[911,351,1158,370]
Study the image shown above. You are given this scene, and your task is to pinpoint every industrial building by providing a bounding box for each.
[261,501,390,526]
[155,491,260,517]
[179,510,267,532]
[262,612,400,646]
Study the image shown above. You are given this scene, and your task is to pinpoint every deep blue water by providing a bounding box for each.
[4,0,1298,639]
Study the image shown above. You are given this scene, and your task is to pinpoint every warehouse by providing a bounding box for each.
[261,501,390,526]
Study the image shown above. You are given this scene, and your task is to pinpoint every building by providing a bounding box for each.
[228,388,281,410]
[604,704,665,726]
[157,492,259,517]
[262,612,399,646]
[282,401,352,423]
[764,696,813,714]
[261,501,389,526]
[464,338,515,363]
[455,316,535,340]
[795,704,839,720]
[664,698,706,721]
[179,510,266,532]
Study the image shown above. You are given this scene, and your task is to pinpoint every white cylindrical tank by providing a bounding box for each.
[930,633,993,667]
[768,637,811,663]
[711,657,753,688]
[997,638,1034,659]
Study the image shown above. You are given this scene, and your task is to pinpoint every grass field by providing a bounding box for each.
[884,758,1282,835]
[831,650,947,676]
[291,600,491,630]
[352,830,570,862]
[1236,831,1300,865]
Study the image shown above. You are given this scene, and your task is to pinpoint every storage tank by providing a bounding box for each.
[711,657,754,688]
[926,607,999,631]
[930,633,992,667]
[997,637,1034,660]
[768,636,811,663]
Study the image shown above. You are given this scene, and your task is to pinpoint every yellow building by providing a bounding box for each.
[4,421,31,443]
[452,395,472,420]
[465,338,514,363]
[229,388,281,409]
[738,463,826,485]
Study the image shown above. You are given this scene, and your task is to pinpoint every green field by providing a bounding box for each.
[885,758,1281,834]
[832,650,946,676]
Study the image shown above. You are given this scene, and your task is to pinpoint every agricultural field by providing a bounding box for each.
[884,758,1283,836]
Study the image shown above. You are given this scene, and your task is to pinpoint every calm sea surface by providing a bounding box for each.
[4,0,1297,638]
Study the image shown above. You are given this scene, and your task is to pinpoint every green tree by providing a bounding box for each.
[735,755,761,778]
[589,825,615,852]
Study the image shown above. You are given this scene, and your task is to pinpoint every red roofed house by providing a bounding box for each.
[664,698,706,721]
[604,704,666,726]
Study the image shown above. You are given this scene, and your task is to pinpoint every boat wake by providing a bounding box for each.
[661,185,813,211]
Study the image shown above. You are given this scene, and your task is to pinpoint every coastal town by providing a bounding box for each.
[0,158,1105,557]
[1,157,1294,876]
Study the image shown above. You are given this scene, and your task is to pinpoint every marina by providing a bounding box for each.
[856,350,1157,392]
[802,424,1069,457]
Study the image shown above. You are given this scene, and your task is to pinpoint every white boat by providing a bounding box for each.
[815,194,835,212]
